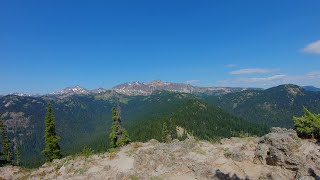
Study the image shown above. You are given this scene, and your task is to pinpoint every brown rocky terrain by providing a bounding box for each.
[1,128,319,180]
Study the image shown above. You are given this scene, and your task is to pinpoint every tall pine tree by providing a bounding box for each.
[0,120,12,164]
[15,146,21,166]
[0,120,6,166]
[109,106,130,148]
[161,122,169,143]
[13,138,21,166]
[42,102,62,162]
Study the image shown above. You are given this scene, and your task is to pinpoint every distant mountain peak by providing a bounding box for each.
[268,84,301,90]
[63,85,88,92]
[91,88,108,94]
[150,79,163,83]
[8,92,32,97]
[112,80,245,96]
[50,85,89,95]
[146,79,163,84]
[266,84,304,96]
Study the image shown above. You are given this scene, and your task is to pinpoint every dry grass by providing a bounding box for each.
[132,142,143,149]
[107,152,118,160]
[74,166,88,175]
[193,146,206,155]
[125,148,137,157]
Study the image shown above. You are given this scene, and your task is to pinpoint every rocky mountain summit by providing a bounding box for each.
[1,128,319,180]
[112,80,247,96]
[49,86,90,96]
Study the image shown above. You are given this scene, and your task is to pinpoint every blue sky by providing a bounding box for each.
[0,0,320,94]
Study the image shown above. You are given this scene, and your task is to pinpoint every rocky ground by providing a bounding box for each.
[1,128,319,180]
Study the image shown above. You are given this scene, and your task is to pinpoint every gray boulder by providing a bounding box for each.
[254,128,300,167]
[254,127,320,179]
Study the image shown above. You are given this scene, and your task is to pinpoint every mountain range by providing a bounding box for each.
[5,80,319,97]
[5,80,258,97]
[1,80,320,167]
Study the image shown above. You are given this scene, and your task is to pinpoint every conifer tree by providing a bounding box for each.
[0,120,6,166]
[161,122,169,143]
[0,120,5,151]
[14,142,21,166]
[110,107,119,148]
[42,102,62,162]
[15,148,21,166]
[7,143,13,164]
[116,129,131,147]
[0,120,12,163]
[109,106,130,148]
[293,107,320,139]
[0,152,3,167]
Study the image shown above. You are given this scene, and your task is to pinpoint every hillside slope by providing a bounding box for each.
[128,94,267,142]
[203,84,320,127]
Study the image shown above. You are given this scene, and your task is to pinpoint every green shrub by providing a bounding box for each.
[81,146,94,158]
[293,107,320,139]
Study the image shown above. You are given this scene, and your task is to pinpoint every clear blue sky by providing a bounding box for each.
[1,0,320,94]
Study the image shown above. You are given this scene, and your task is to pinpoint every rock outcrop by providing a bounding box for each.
[254,127,320,179]
[1,128,319,180]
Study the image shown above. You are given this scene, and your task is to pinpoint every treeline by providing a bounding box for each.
[0,120,21,166]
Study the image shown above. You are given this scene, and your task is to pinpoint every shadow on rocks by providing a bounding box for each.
[308,168,320,180]
[214,169,249,180]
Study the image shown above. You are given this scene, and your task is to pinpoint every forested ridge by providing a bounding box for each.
[0,84,320,167]
[202,84,320,127]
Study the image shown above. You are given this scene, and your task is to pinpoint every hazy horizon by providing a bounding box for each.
[1,1,320,94]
